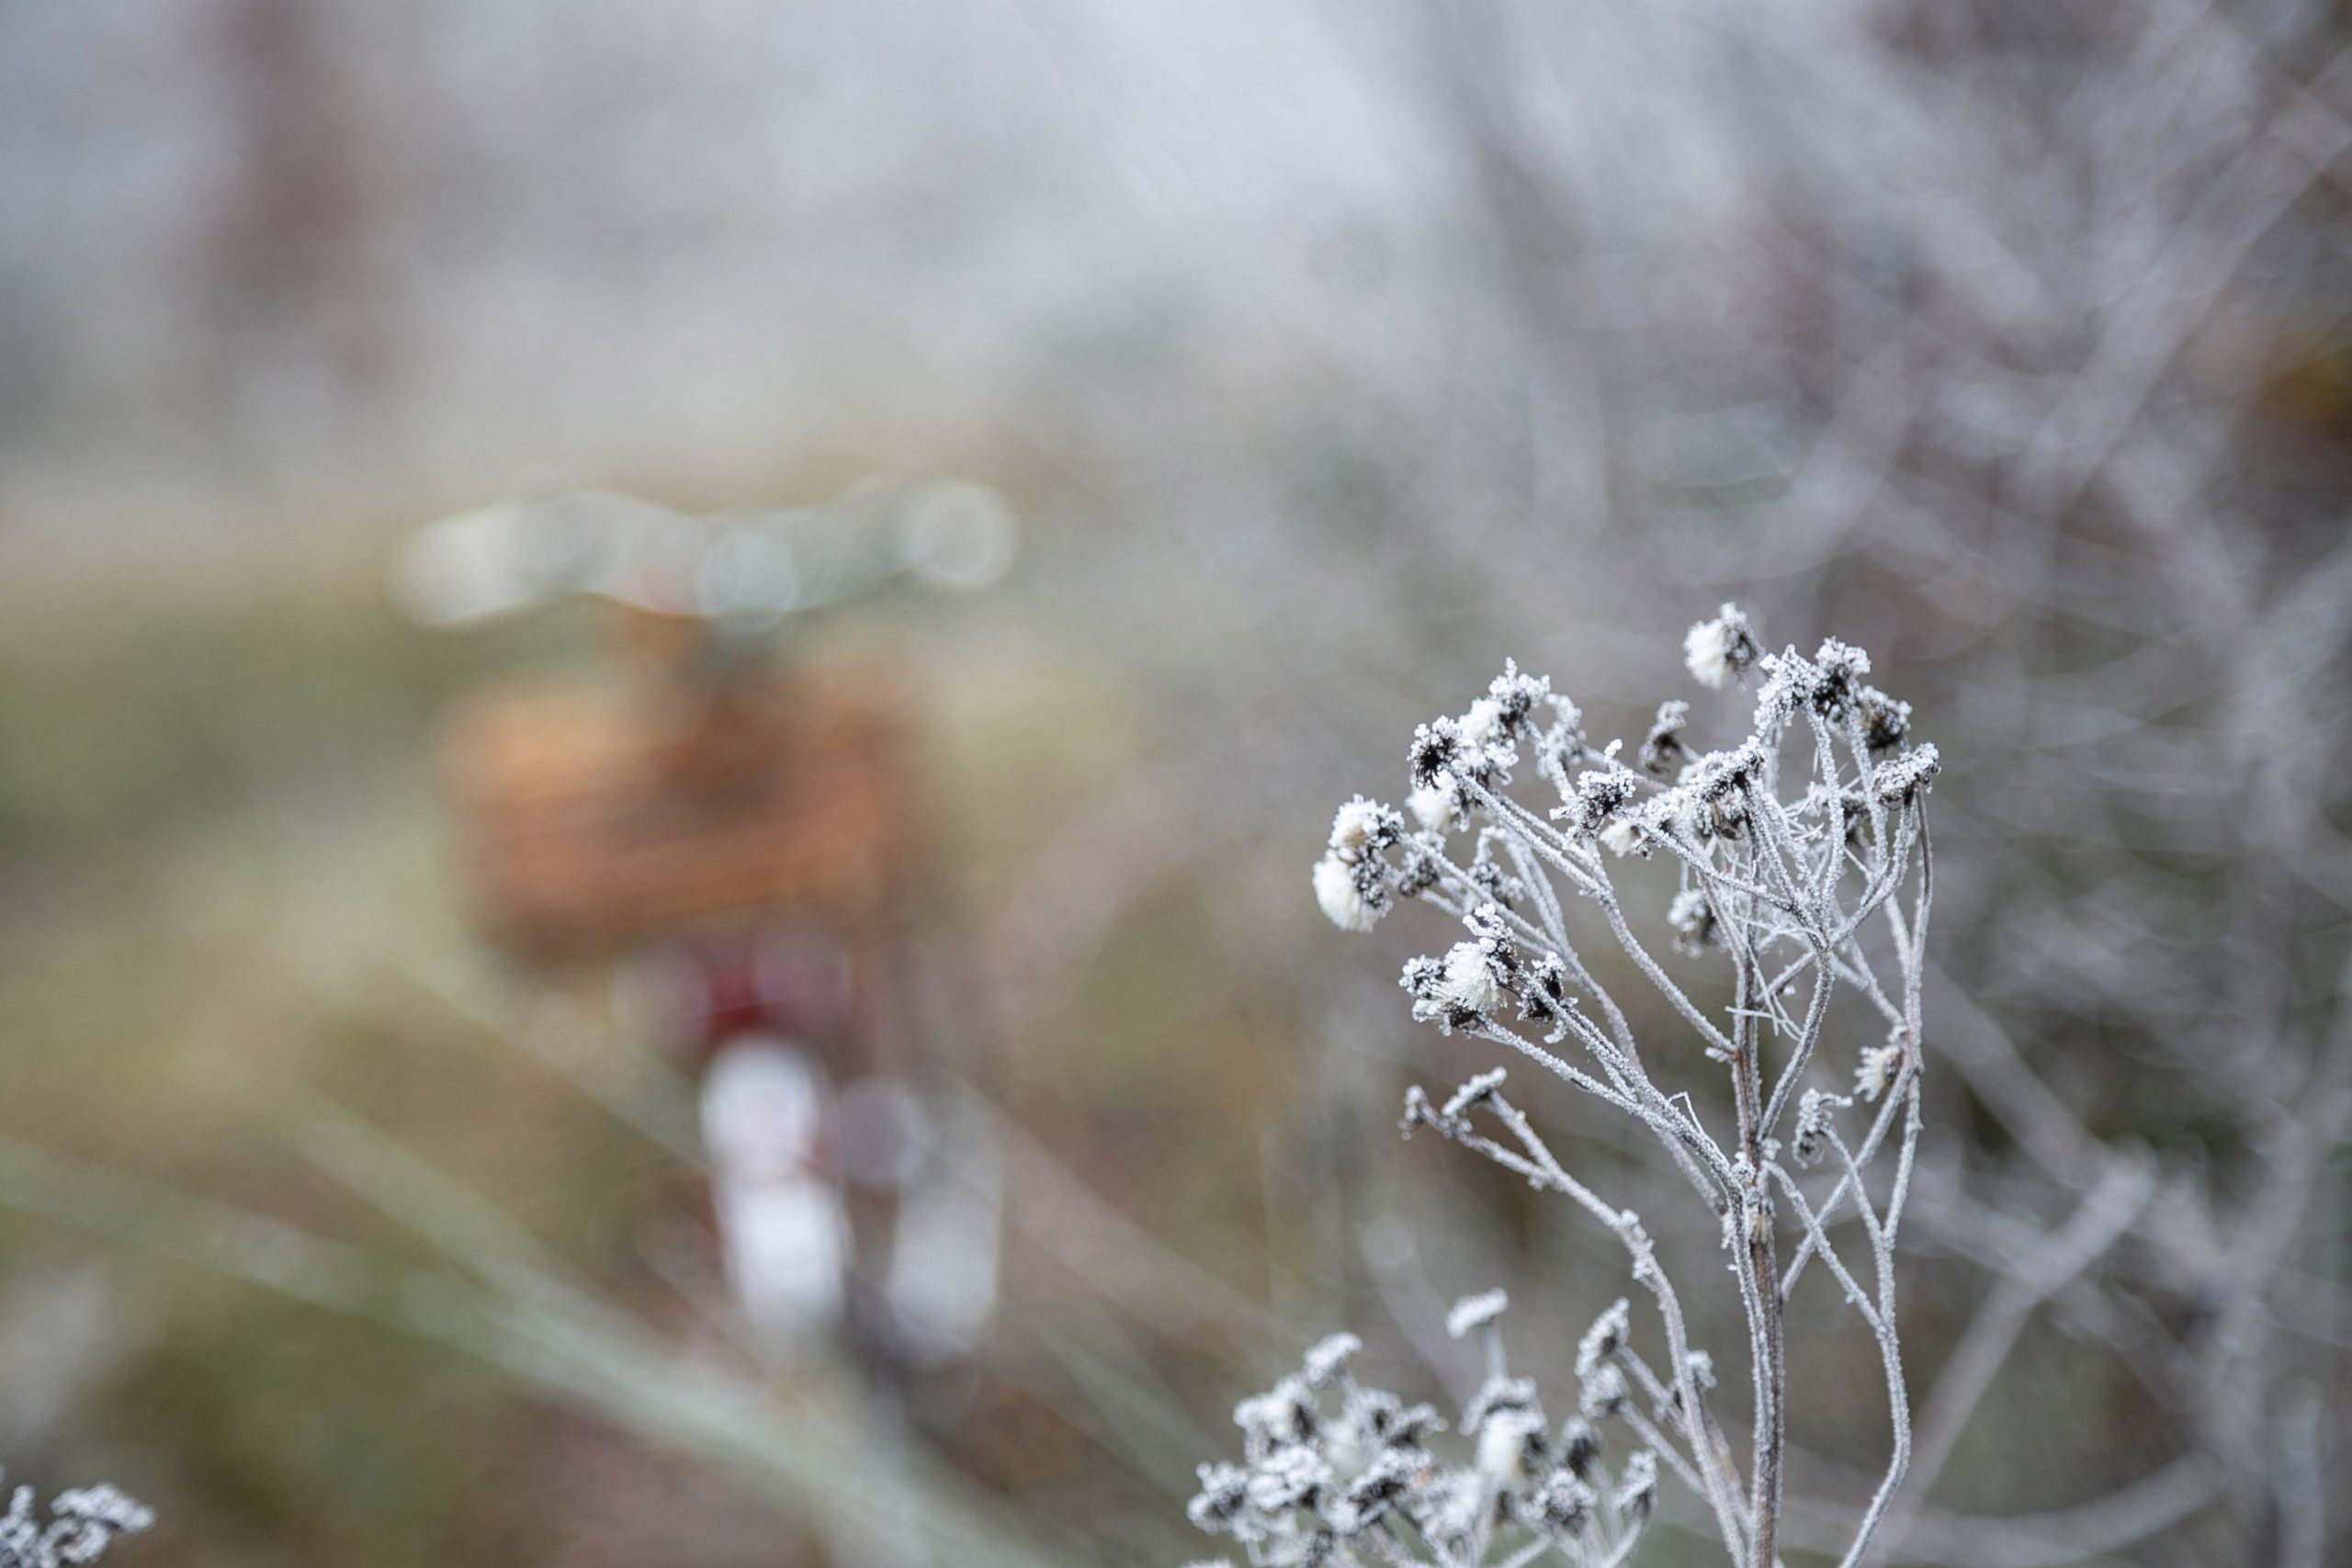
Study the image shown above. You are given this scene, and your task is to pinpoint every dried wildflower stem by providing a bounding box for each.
[1190,611,1938,1568]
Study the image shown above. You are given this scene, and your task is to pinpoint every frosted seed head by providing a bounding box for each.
[1458,695,1507,749]
[1614,1449,1659,1519]
[1668,889,1715,953]
[1407,776,1461,834]
[1684,604,1760,688]
[1638,698,1691,776]
[1442,942,1504,1017]
[1577,1360,1629,1419]
[1872,743,1941,804]
[1487,660,1551,730]
[1329,795,1399,859]
[1575,1299,1631,1379]
[1857,1041,1905,1101]
[1408,717,1464,789]
[1313,853,1384,932]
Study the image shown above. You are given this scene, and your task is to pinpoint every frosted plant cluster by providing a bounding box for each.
[1203,607,1938,1568]
[1185,1294,1661,1568]
[0,1473,151,1568]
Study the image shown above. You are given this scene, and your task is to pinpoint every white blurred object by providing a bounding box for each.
[396,477,1016,627]
[392,489,696,626]
[831,1077,930,1190]
[884,1102,1001,1366]
[898,479,1019,589]
[700,1038,848,1348]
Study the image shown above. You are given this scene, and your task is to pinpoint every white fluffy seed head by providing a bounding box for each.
[1442,942,1503,1016]
[1684,604,1757,689]
[1458,696,1507,748]
[1314,854,1381,932]
[1408,778,1455,834]
[1857,1042,1903,1100]
[1329,796,1384,858]
[1476,1410,1543,1490]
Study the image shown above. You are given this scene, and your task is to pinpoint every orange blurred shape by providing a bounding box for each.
[439,646,914,960]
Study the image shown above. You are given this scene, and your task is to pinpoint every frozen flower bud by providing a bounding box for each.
[1464,1373,1540,1434]
[1467,833,1525,907]
[1565,768,1635,835]
[1302,1332,1363,1389]
[1458,695,1508,748]
[1188,1463,1251,1533]
[1340,1447,1421,1527]
[1385,1402,1443,1446]
[1476,1408,1547,1491]
[1638,699,1690,776]
[1313,853,1385,933]
[1872,743,1941,804]
[1684,604,1760,688]
[1533,1470,1597,1537]
[1245,1444,1333,1513]
[1408,776,1460,834]
[1668,889,1715,953]
[1487,660,1551,730]
[1408,716,1464,789]
[1235,1376,1317,1451]
[1613,1449,1659,1520]
[1328,795,1398,860]
[1752,651,1805,732]
[1598,818,1643,857]
[1577,1360,1629,1419]
[1555,1416,1601,1479]
[1857,1040,1905,1101]
[1446,1289,1509,1339]
[1399,1083,1436,1136]
[1417,1472,1485,1551]
[1808,637,1872,716]
[1520,952,1575,1037]
[1442,941,1504,1018]
[1575,1299,1631,1380]
[1793,1089,1839,1166]
[1857,684,1912,750]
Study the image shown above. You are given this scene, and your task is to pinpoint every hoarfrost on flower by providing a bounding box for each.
[1312,853,1381,933]
[1684,603,1759,688]
[1408,778,1458,834]
[1328,795,1389,857]
[1857,1042,1904,1101]
[1575,1299,1631,1379]
[1442,942,1504,1017]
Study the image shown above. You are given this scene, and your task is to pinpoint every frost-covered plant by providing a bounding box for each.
[0,1472,152,1568]
[1186,1296,1660,1568]
[1205,607,1936,1568]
